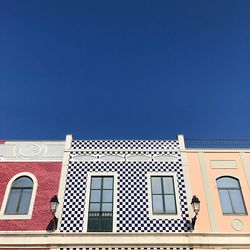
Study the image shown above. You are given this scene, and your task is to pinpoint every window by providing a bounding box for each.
[151,176,177,214]
[87,176,114,232]
[217,176,247,215]
[5,176,33,215]
[0,172,37,219]
[147,172,181,219]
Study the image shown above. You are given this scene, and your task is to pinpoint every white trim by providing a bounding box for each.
[56,134,72,232]
[147,172,182,219]
[0,172,38,220]
[83,172,118,232]
[179,150,193,223]
[1,231,250,248]
[182,149,250,153]
[178,134,185,150]
[240,152,250,190]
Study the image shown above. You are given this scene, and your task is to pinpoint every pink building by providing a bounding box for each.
[181,135,250,250]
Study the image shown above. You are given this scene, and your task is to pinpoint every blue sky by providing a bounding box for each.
[0,1,250,140]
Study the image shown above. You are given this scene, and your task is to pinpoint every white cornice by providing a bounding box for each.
[0,232,250,248]
[0,141,65,161]
[181,149,250,153]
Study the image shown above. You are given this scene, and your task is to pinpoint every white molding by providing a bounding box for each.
[0,172,38,220]
[182,149,250,153]
[147,172,182,220]
[198,152,217,231]
[240,152,250,190]
[179,150,193,224]
[0,141,65,162]
[210,160,237,169]
[83,172,118,232]
[178,135,185,150]
[56,135,73,232]
[1,232,250,248]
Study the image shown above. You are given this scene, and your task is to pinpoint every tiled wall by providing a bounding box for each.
[60,140,191,232]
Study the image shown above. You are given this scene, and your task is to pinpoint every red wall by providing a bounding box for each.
[0,249,49,250]
[0,162,62,231]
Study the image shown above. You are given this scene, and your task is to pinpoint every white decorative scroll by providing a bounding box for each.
[71,155,97,162]
[99,155,125,162]
[0,142,64,161]
[126,155,152,162]
[153,154,178,162]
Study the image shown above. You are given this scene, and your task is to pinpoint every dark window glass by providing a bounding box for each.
[151,176,177,214]
[87,176,114,232]
[5,176,33,215]
[217,176,247,214]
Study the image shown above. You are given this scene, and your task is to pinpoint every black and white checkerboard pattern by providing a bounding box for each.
[60,140,191,233]
[61,248,192,250]
[71,140,179,150]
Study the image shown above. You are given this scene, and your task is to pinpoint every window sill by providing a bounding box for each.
[148,213,182,220]
[0,214,32,220]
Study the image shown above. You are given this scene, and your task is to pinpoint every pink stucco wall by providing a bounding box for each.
[187,151,250,233]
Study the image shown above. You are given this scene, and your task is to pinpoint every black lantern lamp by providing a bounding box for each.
[50,195,59,231]
[191,195,200,229]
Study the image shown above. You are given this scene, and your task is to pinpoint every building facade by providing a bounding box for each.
[0,140,65,231]
[182,137,250,237]
[1,135,250,250]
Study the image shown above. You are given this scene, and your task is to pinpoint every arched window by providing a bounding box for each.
[5,176,33,215]
[216,176,247,214]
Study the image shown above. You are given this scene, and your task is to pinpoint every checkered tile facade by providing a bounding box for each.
[60,140,191,233]
[71,140,179,150]
[61,248,191,250]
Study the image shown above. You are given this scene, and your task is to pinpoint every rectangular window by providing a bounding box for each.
[147,172,181,219]
[87,176,114,232]
[151,176,177,214]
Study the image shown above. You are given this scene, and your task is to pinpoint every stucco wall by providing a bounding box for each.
[186,151,250,232]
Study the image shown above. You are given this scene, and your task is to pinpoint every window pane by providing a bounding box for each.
[152,195,164,213]
[18,189,32,214]
[90,190,101,202]
[102,203,112,212]
[163,177,174,194]
[12,177,33,188]
[89,203,100,212]
[151,177,162,194]
[5,189,21,214]
[103,177,113,189]
[164,195,177,214]
[91,177,101,189]
[103,190,113,202]
[230,190,246,214]
[217,177,239,188]
[218,190,233,214]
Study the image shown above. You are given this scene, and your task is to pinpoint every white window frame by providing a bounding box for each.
[147,172,182,219]
[83,172,118,232]
[0,172,38,219]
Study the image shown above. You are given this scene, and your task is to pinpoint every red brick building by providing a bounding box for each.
[0,140,65,232]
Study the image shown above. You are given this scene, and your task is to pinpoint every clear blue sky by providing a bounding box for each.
[0,1,250,140]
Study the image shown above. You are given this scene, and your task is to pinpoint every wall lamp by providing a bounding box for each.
[50,195,59,231]
[191,195,200,229]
